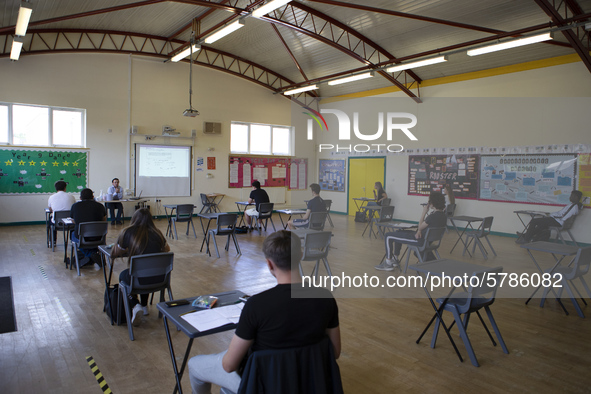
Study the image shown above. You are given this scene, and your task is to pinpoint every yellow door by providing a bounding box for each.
[348,158,385,216]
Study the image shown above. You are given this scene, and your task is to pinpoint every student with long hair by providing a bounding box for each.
[373,181,388,205]
[112,208,170,325]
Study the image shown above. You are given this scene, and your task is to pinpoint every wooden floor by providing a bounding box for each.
[1,214,590,394]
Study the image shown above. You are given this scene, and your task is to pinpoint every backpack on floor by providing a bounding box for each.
[355,211,367,223]
[532,229,551,242]
[104,284,127,324]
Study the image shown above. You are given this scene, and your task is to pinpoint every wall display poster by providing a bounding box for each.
[408,154,479,199]
[319,159,345,192]
[229,156,306,189]
[0,148,88,194]
[577,154,591,207]
[287,158,308,190]
[207,157,216,170]
[479,154,576,205]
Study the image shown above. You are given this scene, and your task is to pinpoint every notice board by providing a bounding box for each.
[0,148,88,194]
[577,153,591,207]
[408,154,479,199]
[319,159,346,192]
[479,154,577,205]
[229,156,308,189]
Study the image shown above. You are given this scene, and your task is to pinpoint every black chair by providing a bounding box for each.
[463,216,497,260]
[256,202,276,233]
[431,266,509,367]
[51,210,73,252]
[372,205,395,239]
[206,213,241,258]
[446,203,456,218]
[401,227,446,274]
[200,193,217,214]
[300,231,333,280]
[324,199,334,227]
[70,221,108,276]
[549,214,580,247]
[540,246,591,318]
[309,211,328,231]
[118,252,174,341]
[171,204,197,239]
[233,336,343,394]
[381,198,392,206]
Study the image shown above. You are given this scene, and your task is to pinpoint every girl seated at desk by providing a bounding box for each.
[112,208,170,326]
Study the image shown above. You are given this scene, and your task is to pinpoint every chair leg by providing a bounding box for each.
[403,247,412,275]
[475,238,488,260]
[565,229,579,247]
[270,217,276,232]
[322,257,333,278]
[190,219,197,238]
[484,235,497,257]
[430,312,442,349]
[73,245,81,276]
[484,306,509,354]
[579,277,591,299]
[232,233,241,255]
[119,284,135,341]
[212,234,220,258]
[327,213,334,227]
[313,260,320,280]
[475,310,496,346]
[224,235,230,251]
[298,261,304,278]
[451,308,479,367]
[563,279,585,318]
[172,220,178,240]
[51,228,56,252]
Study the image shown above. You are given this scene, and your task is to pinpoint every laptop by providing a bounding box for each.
[129,191,143,201]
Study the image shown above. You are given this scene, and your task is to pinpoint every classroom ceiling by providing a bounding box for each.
[1,0,591,104]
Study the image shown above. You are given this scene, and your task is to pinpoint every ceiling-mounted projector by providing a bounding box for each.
[162,125,181,137]
[183,109,200,117]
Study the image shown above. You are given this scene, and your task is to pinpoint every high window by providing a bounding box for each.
[230,122,292,155]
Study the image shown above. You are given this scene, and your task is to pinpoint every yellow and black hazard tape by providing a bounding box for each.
[38,266,48,280]
[86,356,113,394]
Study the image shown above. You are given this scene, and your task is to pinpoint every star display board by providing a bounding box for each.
[0,149,88,194]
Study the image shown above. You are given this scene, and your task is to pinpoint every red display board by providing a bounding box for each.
[229,156,307,189]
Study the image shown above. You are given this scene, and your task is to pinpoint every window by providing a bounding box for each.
[0,102,85,147]
[231,122,292,155]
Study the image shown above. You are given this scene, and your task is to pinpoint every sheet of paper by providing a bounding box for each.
[298,164,306,189]
[272,165,286,178]
[181,303,244,332]
[229,162,239,184]
[253,167,267,184]
[243,163,251,187]
[290,163,298,189]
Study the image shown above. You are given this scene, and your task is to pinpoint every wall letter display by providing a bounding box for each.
[479,154,577,205]
[0,149,88,194]
[408,154,479,199]
[319,159,346,192]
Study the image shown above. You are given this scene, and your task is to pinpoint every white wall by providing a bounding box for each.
[0,53,316,223]
[316,62,591,243]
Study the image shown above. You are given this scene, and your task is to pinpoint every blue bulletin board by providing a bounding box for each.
[319,159,346,192]
[479,154,577,205]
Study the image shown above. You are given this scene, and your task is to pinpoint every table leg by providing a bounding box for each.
[416,286,464,363]
[525,250,569,314]
[162,316,193,394]
[101,254,115,325]
[199,218,214,252]
[165,207,173,238]
[236,204,246,227]
[449,222,473,257]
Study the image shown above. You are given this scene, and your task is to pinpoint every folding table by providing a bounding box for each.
[235,201,253,227]
[448,215,483,257]
[409,259,493,366]
[361,205,382,238]
[163,204,198,239]
[352,197,374,212]
[520,241,579,315]
[157,291,246,394]
[513,210,548,242]
[198,212,222,252]
[276,208,307,229]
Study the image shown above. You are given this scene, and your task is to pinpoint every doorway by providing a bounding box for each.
[347,157,386,216]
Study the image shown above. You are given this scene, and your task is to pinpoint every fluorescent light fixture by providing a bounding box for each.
[252,0,291,18]
[328,72,374,86]
[283,85,318,95]
[171,44,201,62]
[10,36,24,60]
[467,33,553,56]
[15,2,33,36]
[386,56,447,73]
[204,20,245,44]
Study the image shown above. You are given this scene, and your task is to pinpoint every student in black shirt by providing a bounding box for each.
[188,231,340,394]
[376,191,447,271]
[244,180,270,229]
[70,188,106,264]
[288,183,327,229]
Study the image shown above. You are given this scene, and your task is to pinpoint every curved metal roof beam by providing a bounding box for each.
[0,29,317,101]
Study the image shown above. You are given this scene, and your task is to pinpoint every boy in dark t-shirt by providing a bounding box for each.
[288,183,327,229]
[188,231,341,394]
[244,180,270,229]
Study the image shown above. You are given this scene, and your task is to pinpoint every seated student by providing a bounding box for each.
[111,208,170,325]
[376,191,447,271]
[47,180,76,244]
[443,182,455,206]
[288,183,326,229]
[244,180,270,230]
[107,177,124,225]
[70,188,107,265]
[188,231,340,394]
[367,181,388,206]
[516,190,583,244]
